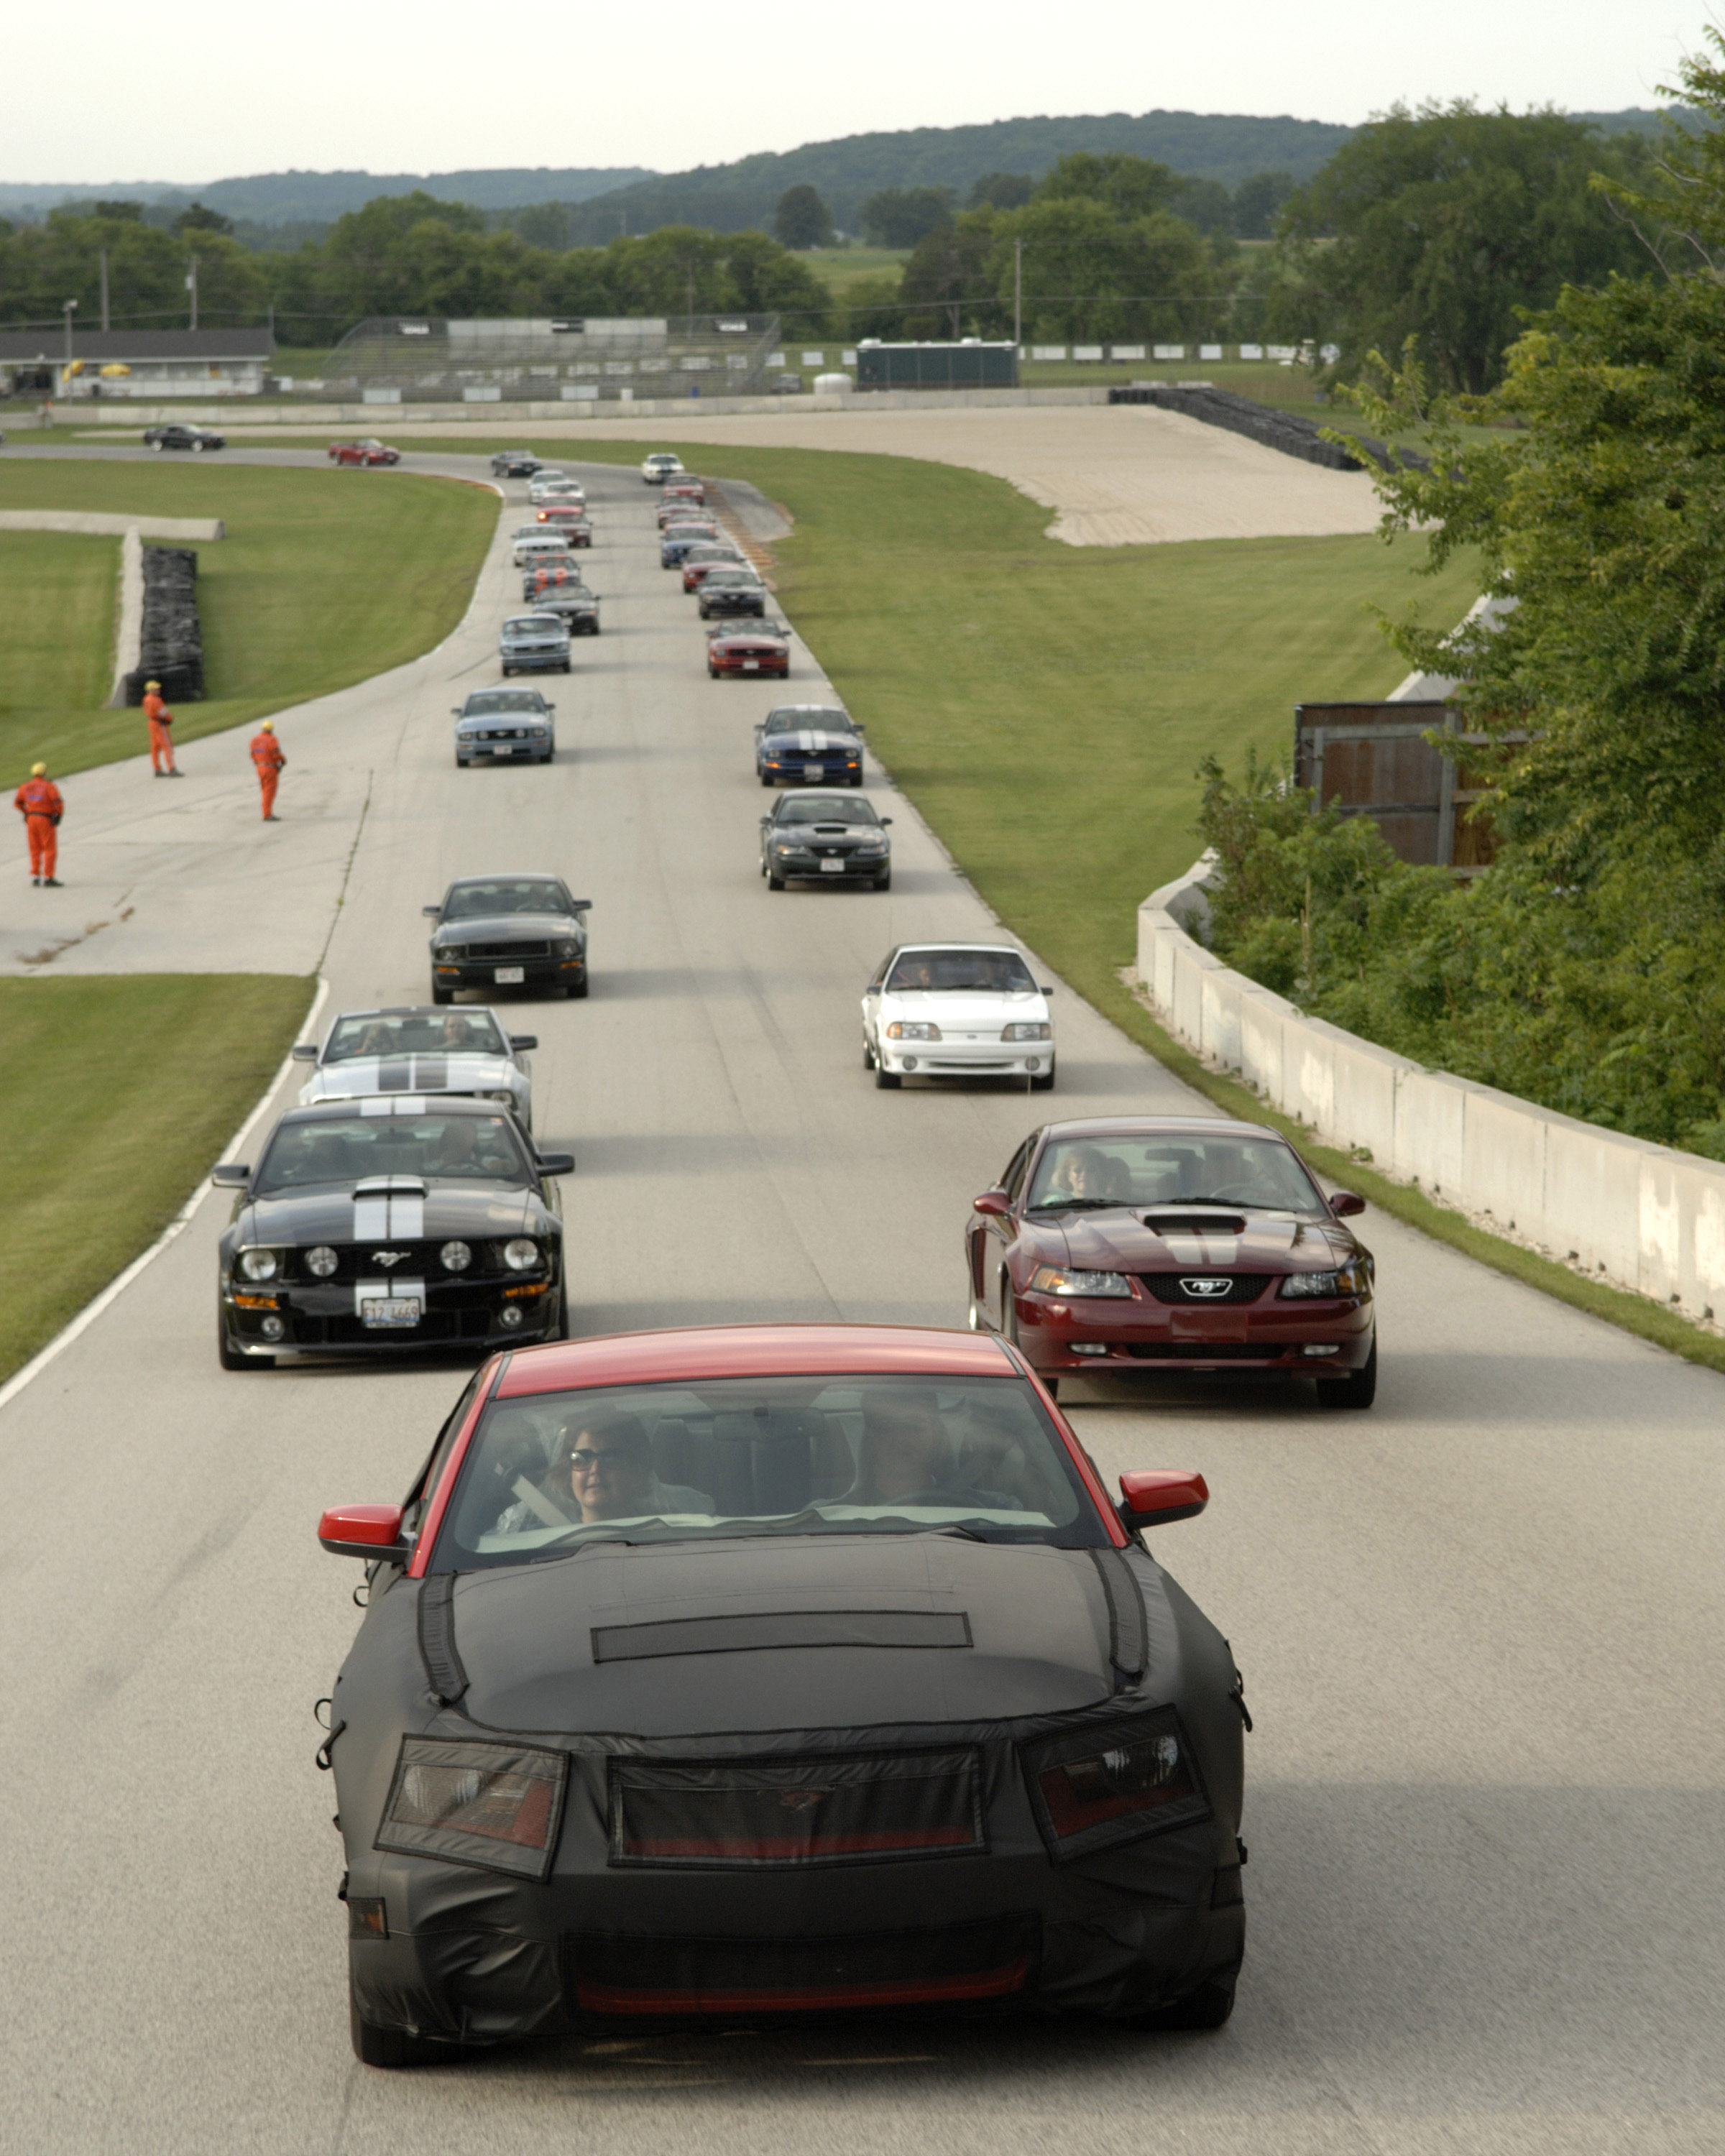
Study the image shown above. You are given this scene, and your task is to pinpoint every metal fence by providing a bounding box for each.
[312,315,783,403]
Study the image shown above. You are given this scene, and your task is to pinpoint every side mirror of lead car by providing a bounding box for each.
[422,904,441,918]
[211,1163,250,1187]
[1328,1190,1367,1217]
[535,1151,576,1176]
[318,1503,415,1562]
[972,1189,1011,1218]
[510,1034,538,1051]
[290,1042,317,1061]
[1118,1470,1209,1530]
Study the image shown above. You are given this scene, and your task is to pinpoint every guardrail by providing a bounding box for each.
[1137,861,1725,1320]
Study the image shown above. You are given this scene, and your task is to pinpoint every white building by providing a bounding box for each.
[0,328,276,399]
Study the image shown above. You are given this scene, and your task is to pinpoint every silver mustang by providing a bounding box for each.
[293,1006,536,1131]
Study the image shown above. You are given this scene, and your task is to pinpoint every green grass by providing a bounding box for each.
[0,531,121,740]
[0,461,496,786]
[801,247,910,300]
[0,975,313,1383]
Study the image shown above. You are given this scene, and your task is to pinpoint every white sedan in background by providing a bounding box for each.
[862,943,1057,1092]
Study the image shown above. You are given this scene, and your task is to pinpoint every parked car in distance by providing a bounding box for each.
[426,872,592,1001]
[699,567,768,619]
[641,453,685,484]
[755,703,863,782]
[328,438,400,466]
[144,423,224,452]
[865,942,1054,1092]
[492,450,544,477]
[451,687,557,768]
[761,791,891,888]
[709,621,791,680]
[500,613,572,676]
[965,1115,1376,1406]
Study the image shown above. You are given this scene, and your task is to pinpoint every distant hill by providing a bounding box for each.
[0,167,654,225]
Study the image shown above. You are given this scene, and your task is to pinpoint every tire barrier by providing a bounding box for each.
[1108,383,1427,475]
[123,545,204,704]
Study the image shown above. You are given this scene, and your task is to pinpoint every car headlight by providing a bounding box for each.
[1003,1022,1052,1042]
[854,841,887,856]
[238,1248,279,1281]
[1029,1265,1133,1298]
[376,1735,568,1882]
[556,938,583,957]
[304,1245,339,1279]
[1279,1258,1372,1298]
[1024,1710,1208,1859]
[502,1238,540,1272]
[440,1240,473,1272]
[886,1021,941,1041]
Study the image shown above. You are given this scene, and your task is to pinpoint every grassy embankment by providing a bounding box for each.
[0,460,497,785]
[0,975,313,1383]
[390,432,1725,1368]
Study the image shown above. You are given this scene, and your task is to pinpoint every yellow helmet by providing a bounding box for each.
[145,678,161,691]
[260,720,275,733]
[31,762,47,776]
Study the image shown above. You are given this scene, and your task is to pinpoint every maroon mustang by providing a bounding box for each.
[965,1116,1376,1406]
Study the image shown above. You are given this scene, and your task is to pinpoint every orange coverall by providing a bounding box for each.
[249,729,285,819]
[142,689,177,773]
[14,775,63,880]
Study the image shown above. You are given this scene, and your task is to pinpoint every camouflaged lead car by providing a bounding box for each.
[316,1322,1248,2065]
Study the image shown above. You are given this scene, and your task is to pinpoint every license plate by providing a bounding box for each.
[361,1297,421,1327]
[495,965,525,983]
[804,763,824,778]
[742,659,760,671]
[820,858,845,873]
[492,745,516,757]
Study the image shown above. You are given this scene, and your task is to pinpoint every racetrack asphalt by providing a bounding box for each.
[0,452,1720,2155]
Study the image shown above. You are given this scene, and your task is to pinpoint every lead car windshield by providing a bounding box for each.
[1027,1132,1325,1212]
[442,880,568,918]
[433,1373,1106,1568]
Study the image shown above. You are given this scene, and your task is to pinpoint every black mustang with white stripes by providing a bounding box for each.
[213,1098,571,1369]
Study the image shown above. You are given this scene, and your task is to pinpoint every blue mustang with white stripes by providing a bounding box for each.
[754,703,865,788]
[212,1097,571,1370]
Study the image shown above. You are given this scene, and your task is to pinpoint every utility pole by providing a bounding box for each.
[186,254,198,331]
[1013,239,1023,351]
[62,298,78,395]
[99,248,110,333]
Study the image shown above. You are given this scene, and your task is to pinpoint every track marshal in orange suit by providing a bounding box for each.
[250,720,285,821]
[141,679,180,776]
[14,761,64,885]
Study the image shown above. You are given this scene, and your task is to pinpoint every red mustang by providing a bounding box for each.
[328,438,401,466]
[537,505,592,548]
[317,1320,1246,2063]
[708,618,791,678]
[663,477,706,507]
[967,1115,1376,1406]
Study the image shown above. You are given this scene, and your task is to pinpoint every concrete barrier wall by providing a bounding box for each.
[1136,861,1725,1318]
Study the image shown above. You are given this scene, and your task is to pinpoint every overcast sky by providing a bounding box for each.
[6,0,1703,185]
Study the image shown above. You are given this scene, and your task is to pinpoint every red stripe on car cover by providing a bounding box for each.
[408,1354,509,1577]
[622,1828,975,1858]
[576,1957,1029,2017]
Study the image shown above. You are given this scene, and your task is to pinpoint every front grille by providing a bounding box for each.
[609,1749,985,1869]
[569,1913,1039,2017]
[464,941,552,961]
[1121,1341,1286,1360]
[1140,1273,1273,1305]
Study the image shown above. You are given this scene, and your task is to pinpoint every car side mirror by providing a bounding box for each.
[569,899,592,911]
[1329,1191,1367,1217]
[1118,1470,1209,1530]
[449,708,461,718]
[880,816,893,826]
[1040,985,1055,995]
[211,1163,250,1187]
[510,1034,538,1051]
[290,1043,317,1061]
[853,723,865,733]
[422,904,441,918]
[972,1189,1012,1218]
[318,1503,413,1562]
[535,1151,576,1176]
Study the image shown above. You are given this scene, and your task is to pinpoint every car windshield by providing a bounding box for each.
[441,880,569,918]
[463,691,546,715]
[435,1373,1102,1567]
[254,1112,527,1192]
[776,797,878,826]
[888,950,1036,993]
[323,1011,507,1061]
[766,709,852,734]
[1026,1133,1325,1212]
[705,571,759,587]
[505,617,564,632]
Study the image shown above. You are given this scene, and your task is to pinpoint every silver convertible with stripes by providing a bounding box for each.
[293,1006,537,1132]
[212,1097,571,1369]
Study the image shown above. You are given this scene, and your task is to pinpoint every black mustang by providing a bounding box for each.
[426,874,591,1003]
[213,1097,571,1368]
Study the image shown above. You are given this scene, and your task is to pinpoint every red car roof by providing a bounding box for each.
[497,1322,1016,1397]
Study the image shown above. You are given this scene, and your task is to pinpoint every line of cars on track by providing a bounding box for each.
[230,453,1378,2068]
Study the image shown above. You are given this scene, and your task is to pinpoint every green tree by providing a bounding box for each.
[1032,151,1181,219]
[1274,102,1653,393]
[772,183,834,250]
[967,172,1033,211]
[91,200,144,223]
[988,193,1220,343]
[173,202,234,236]
[860,186,954,248]
[1230,170,1295,239]
[898,212,1000,337]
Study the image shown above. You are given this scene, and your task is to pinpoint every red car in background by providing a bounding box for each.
[538,505,593,548]
[328,438,401,466]
[708,618,791,678]
[663,477,706,507]
[967,1115,1376,1406]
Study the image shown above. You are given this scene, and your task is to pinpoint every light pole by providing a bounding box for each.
[1013,239,1024,352]
[61,298,78,397]
[185,254,198,331]
[99,248,110,332]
